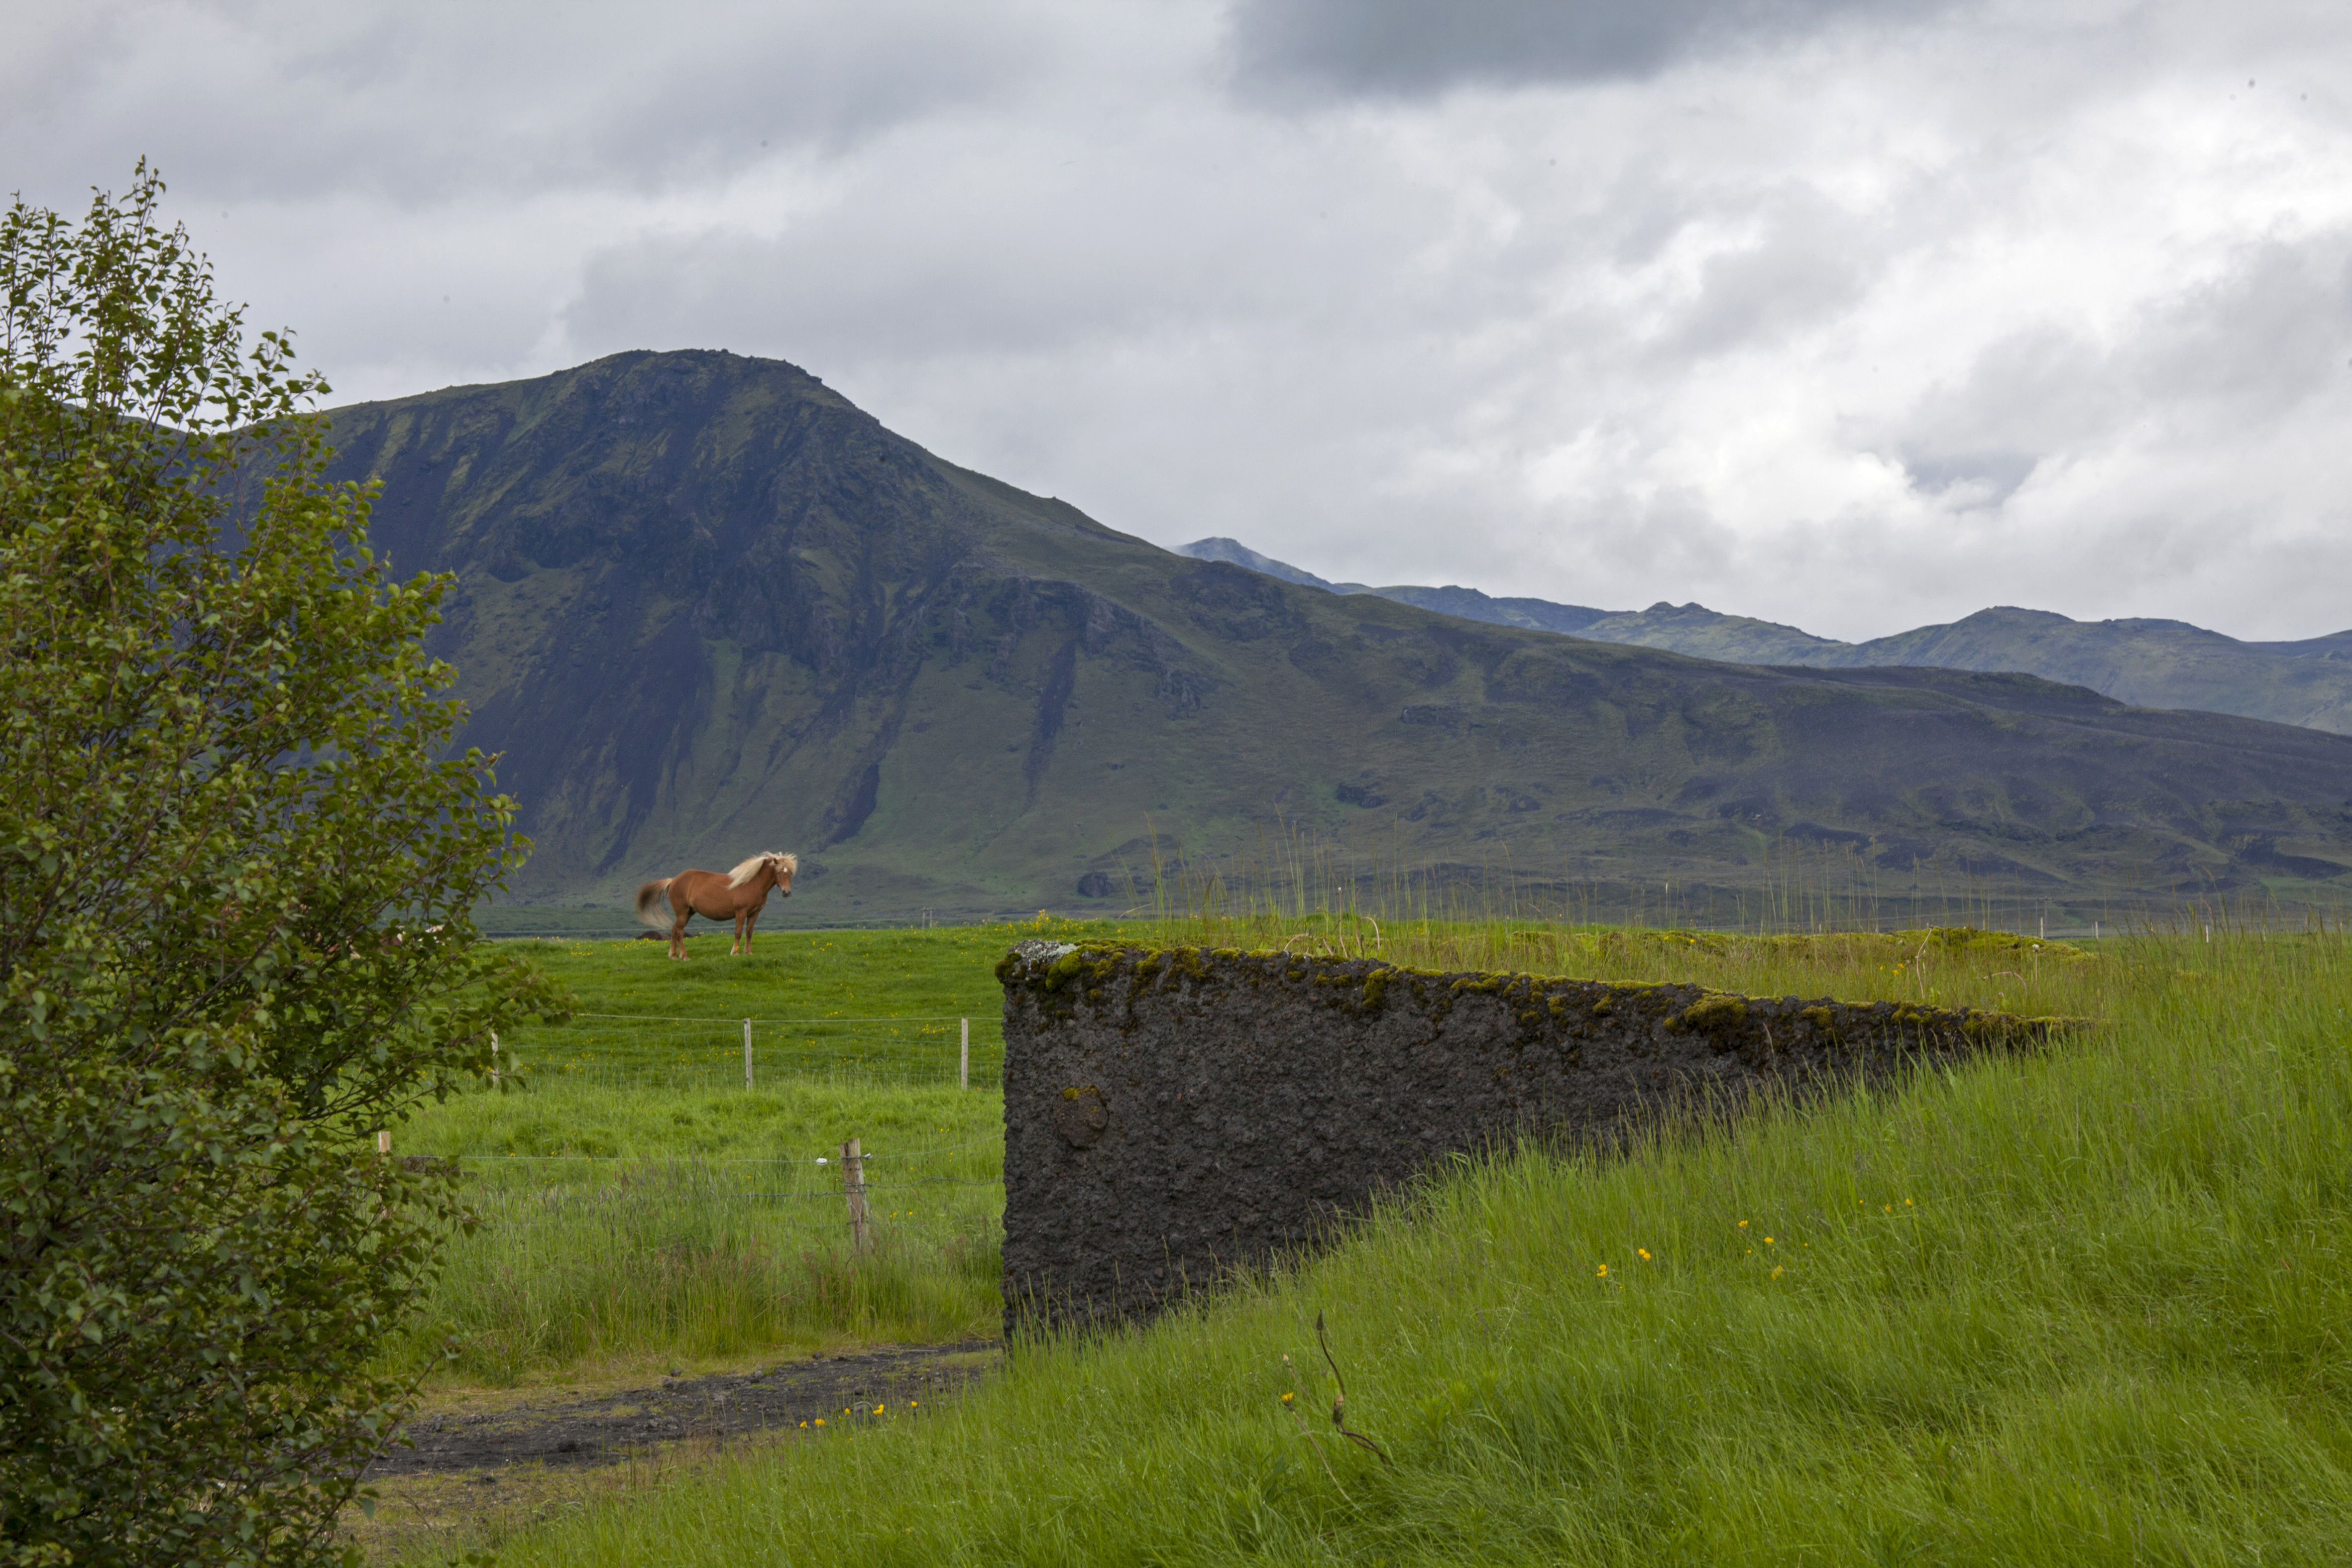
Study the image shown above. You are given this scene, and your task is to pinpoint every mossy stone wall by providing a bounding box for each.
[999,940,2063,1329]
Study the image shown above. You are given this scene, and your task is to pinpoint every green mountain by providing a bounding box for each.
[1179,537,1611,636]
[323,350,2352,924]
[1840,610,2352,733]
[1177,543,2352,735]
[1578,604,2352,734]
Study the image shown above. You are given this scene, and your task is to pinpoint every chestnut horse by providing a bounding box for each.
[634,852,797,960]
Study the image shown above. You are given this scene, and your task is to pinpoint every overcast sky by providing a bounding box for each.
[8,0,2349,640]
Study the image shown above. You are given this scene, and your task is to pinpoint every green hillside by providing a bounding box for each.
[321,351,2352,924]
[1580,600,1857,664]
[1175,542,2352,737]
[1843,608,2352,732]
[421,928,2352,1568]
[1581,604,2352,735]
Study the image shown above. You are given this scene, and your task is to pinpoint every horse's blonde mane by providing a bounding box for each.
[726,851,797,888]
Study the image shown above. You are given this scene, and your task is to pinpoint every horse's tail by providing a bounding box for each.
[634,878,674,930]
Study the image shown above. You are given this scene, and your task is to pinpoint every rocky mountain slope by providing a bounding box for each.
[316,352,2352,922]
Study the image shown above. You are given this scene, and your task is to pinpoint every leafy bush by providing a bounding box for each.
[0,166,556,1566]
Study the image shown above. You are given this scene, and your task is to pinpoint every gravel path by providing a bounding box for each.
[364,1341,999,1478]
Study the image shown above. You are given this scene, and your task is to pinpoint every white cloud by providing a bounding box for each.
[8,0,2351,639]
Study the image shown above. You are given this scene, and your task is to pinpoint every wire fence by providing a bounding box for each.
[392,1011,1010,1259]
[491,1011,1008,1093]
[403,1144,1006,1241]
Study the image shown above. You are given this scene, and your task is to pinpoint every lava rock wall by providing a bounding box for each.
[999,940,2060,1329]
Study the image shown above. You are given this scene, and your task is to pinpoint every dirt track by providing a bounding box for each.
[364,1341,999,1479]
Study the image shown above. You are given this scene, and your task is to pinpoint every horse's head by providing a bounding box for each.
[770,852,798,896]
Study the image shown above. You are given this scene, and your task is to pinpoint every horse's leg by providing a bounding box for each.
[670,896,690,960]
[733,907,750,955]
[741,907,758,955]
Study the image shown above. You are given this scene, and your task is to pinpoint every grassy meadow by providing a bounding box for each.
[384,909,2238,1387]
[377,908,2352,1565]
[379,1081,1005,1384]
[376,918,1109,1384]
[468,921,1050,1093]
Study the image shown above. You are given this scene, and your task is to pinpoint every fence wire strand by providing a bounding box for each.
[493,1011,1007,1093]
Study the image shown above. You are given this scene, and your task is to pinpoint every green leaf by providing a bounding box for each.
[1,163,539,1568]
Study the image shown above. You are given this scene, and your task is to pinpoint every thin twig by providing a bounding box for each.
[1280,1353,1350,1501]
[1316,1312,1392,1465]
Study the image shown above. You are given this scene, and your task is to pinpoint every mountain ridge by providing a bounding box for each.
[308,351,2352,922]
[1176,541,2352,735]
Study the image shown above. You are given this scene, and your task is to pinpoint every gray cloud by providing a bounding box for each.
[11,0,2352,644]
[1902,452,2037,508]
[1224,0,1964,96]
[1888,232,2352,496]
[1659,188,1871,356]
[1890,328,2125,480]
[1,0,1048,210]
[2128,238,2352,423]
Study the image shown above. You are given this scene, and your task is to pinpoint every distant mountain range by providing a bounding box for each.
[315,351,2352,923]
[1178,538,2352,735]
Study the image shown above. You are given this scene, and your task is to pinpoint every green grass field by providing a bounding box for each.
[376,919,1113,1384]
[472,918,1096,1093]
[381,913,2352,1565]
[379,1080,1006,1384]
[383,912,2195,1387]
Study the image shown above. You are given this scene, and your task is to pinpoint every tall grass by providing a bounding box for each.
[369,921,1108,1384]
[456,926,2352,1566]
[1128,812,2352,943]
[381,1079,1005,1385]
[386,912,2287,1389]
[1143,915,2108,1018]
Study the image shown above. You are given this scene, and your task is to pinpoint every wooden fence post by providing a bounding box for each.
[744,1018,753,1091]
[376,1129,391,1156]
[490,1031,499,1086]
[842,1137,871,1254]
[960,1017,969,1091]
